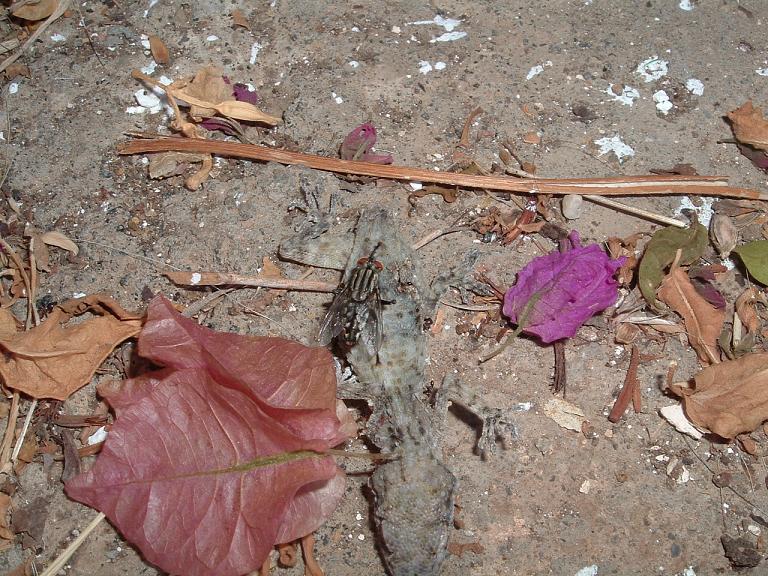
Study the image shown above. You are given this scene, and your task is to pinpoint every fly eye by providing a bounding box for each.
[372,260,384,271]
[357,257,369,266]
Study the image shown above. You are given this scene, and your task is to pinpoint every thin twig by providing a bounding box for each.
[10,398,36,462]
[609,345,641,423]
[0,0,71,75]
[164,271,336,292]
[439,300,498,312]
[411,226,468,251]
[182,288,234,318]
[0,390,19,471]
[39,513,106,576]
[0,237,34,331]
[117,138,767,200]
[681,436,766,515]
[584,195,687,228]
[457,107,483,149]
[75,238,184,271]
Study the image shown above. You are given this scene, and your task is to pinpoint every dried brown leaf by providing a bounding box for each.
[657,263,725,365]
[727,101,768,152]
[736,287,762,334]
[4,64,31,78]
[148,151,207,179]
[173,66,230,118]
[231,9,250,29]
[0,294,142,400]
[0,491,12,542]
[543,397,587,432]
[11,0,57,21]
[40,230,78,256]
[680,352,768,439]
[213,100,281,125]
[0,307,19,339]
[148,34,170,65]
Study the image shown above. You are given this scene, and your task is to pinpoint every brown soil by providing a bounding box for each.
[1,1,767,575]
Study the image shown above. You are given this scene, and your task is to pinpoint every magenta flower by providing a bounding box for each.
[503,231,625,343]
[340,122,393,164]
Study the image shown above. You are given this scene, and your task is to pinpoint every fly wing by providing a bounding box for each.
[358,288,383,356]
[317,287,350,345]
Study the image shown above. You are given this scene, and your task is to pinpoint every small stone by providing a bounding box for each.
[561,195,583,220]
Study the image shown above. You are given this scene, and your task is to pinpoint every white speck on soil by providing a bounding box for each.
[206,35,219,42]
[409,182,423,190]
[430,31,467,43]
[526,61,552,80]
[594,135,635,162]
[434,61,446,70]
[574,565,599,576]
[143,0,159,18]
[675,195,714,226]
[635,56,668,82]
[348,60,360,68]
[418,61,433,74]
[756,68,768,76]
[605,84,639,105]
[50,33,66,42]
[134,89,162,113]
[141,60,157,75]
[679,0,694,10]
[250,42,263,64]
[87,426,108,445]
[190,272,202,285]
[331,91,343,104]
[408,15,462,32]
[8,82,18,94]
[653,90,673,114]
[685,78,704,95]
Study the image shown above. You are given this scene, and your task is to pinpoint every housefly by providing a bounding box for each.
[318,245,384,356]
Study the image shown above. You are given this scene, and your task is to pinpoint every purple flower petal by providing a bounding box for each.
[233,83,259,105]
[340,122,393,164]
[502,231,625,343]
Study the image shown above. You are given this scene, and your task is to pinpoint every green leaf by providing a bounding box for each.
[638,222,708,309]
[734,240,768,285]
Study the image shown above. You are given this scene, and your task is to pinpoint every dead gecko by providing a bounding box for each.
[280,182,512,575]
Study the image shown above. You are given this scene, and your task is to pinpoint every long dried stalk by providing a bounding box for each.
[118,137,768,200]
[165,271,336,292]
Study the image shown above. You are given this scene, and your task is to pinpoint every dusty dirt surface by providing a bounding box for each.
[1,1,768,575]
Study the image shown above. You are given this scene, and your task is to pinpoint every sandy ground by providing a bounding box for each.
[1,1,768,575]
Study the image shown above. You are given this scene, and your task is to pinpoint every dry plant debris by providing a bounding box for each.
[0,294,141,400]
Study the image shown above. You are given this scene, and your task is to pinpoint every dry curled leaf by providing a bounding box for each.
[677,352,768,439]
[657,260,724,365]
[0,491,12,542]
[0,294,142,400]
[727,101,768,152]
[543,397,587,432]
[40,230,78,256]
[736,287,762,335]
[11,0,57,21]
[148,34,170,65]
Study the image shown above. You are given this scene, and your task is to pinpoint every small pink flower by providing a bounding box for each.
[503,231,625,343]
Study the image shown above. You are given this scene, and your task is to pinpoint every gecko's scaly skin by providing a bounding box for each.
[281,200,492,576]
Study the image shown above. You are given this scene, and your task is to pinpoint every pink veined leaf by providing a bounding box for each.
[340,122,394,164]
[66,296,351,576]
[503,231,625,343]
